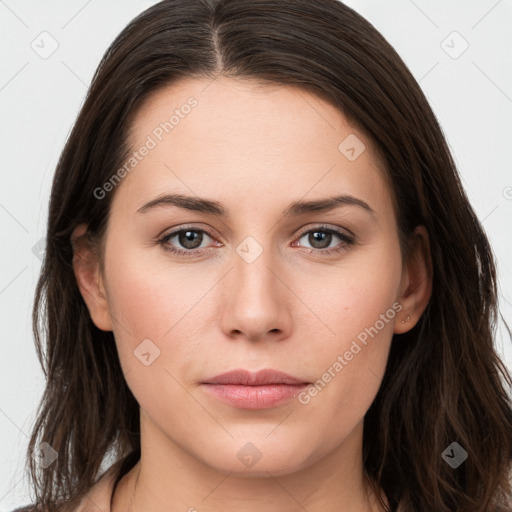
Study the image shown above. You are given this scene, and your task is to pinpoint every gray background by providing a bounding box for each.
[1,0,511,508]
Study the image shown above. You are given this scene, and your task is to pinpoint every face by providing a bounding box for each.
[76,76,426,478]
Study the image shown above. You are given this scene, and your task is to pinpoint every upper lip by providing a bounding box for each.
[202,369,309,386]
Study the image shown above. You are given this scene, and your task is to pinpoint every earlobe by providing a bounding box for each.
[71,224,113,332]
[394,225,433,334]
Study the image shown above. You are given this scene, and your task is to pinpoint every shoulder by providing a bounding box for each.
[10,460,127,512]
[8,500,93,512]
[10,506,43,512]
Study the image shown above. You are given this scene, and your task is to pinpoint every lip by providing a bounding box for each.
[200,369,310,410]
[202,369,309,386]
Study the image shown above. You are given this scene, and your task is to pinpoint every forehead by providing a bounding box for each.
[114,76,391,219]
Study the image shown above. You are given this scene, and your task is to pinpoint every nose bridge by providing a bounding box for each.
[232,234,281,303]
[220,232,291,340]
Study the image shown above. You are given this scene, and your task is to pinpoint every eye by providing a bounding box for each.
[158,224,355,258]
[293,225,355,256]
[158,226,218,257]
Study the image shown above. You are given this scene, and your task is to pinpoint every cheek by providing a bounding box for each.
[293,243,401,421]
[104,240,209,337]
[101,247,204,422]
[101,240,219,395]
[299,238,402,345]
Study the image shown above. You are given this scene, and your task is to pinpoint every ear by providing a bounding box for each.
[71,224,113,331]
[394,225,433,334]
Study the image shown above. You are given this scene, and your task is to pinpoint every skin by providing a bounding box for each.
[72,76,432,512]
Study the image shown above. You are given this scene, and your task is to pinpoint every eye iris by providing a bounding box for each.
[179,230,203,249]
[309,231,332,249]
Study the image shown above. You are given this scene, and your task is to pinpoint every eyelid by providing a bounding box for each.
[159,223,218,241]
[295,222,355,239]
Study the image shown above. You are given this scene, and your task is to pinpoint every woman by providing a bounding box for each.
[14,0,512,511]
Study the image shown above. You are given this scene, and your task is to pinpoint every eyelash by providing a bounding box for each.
[157,224,355,259]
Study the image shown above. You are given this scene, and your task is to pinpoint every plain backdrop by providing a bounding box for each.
[1,0,511,509]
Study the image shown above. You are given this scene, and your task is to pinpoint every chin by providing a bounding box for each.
[197,436,314,477]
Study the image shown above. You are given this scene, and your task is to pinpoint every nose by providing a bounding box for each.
[219,243,293,343]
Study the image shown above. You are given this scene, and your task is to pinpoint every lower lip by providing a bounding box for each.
[201,383,308,409]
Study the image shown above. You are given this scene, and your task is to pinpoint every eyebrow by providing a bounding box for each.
[136,193,376,218]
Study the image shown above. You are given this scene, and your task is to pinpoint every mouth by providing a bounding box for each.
[200,369,310,410]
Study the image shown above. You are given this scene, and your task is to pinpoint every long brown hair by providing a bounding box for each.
[26,1,512,511]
